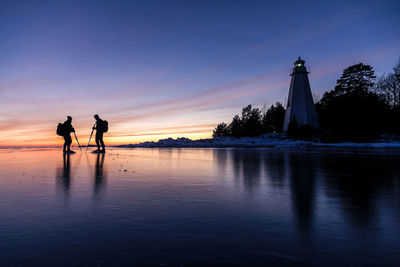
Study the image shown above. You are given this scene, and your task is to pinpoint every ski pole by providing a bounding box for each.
[86,124,95,151]
[74,132,82,151]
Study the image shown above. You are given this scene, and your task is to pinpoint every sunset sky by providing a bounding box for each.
[1,0,399,146]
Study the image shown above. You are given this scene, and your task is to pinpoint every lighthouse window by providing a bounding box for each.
[297,63,302,67]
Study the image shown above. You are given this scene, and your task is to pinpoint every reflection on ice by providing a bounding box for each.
[214,149,400,232]
[56,153,72,196]
[0,147,399,265]
[94,152,106,198]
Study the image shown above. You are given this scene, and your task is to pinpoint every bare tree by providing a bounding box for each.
[261,102,268,117]
[375,58,400,108]
[312,93,321,104]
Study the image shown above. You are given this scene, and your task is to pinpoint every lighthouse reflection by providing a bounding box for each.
[287,152,317,234]
[222,149,317,234]
[214,149,400,234]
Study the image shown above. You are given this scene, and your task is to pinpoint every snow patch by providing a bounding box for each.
[115,133,400,149]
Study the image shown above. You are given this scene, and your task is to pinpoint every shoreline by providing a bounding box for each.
[2,135,400,150]
[115,135,400,149]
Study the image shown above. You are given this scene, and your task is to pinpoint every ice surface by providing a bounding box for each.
[1,148,400,265]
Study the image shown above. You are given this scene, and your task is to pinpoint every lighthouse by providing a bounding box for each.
[283,57,319,131]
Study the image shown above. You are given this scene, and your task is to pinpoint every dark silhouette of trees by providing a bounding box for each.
[374,58,400,108]
[212,103,285,138]
[287,116,314,139]
[334,63,375,95]
[212,122,230,137]
[241,105,263,137]
[372,58,400,134]
[229,115,244,137]
[262,102,285,133]
[316,63,389,141]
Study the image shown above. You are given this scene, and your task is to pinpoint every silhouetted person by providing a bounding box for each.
[63,116,76,153]
[93,114,107,153]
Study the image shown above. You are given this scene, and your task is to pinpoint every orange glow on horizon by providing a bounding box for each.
[0,130,213,147]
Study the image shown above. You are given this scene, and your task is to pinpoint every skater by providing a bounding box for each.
[58,116,76,153]
[92,114,108,153]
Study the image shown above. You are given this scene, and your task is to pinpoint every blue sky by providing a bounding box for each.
[0,0,399,145]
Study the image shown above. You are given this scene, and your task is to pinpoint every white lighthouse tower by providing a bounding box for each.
[283,57,319,131]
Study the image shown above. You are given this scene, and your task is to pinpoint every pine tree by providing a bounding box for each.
[262,102,285,133]
[316,63,389,140]
[241,105,262,136]
[212,123,229,138]
[334,63,376,95]
[229,115,243,137]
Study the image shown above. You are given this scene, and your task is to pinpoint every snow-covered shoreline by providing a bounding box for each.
[115,134,400,149]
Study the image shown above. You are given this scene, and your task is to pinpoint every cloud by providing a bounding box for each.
[110,79,288,125]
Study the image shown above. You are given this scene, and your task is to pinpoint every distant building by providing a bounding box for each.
[283,57,319,131]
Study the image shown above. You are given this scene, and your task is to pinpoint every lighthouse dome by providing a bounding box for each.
[294,57,305,67]
[291,57,308,75]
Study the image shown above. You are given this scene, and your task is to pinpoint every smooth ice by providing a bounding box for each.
[0,147,399,266]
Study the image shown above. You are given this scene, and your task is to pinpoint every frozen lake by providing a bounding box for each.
[0,147,399,266]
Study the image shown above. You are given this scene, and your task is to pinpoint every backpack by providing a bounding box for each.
[56,123,65,136]
[99,120,108,133]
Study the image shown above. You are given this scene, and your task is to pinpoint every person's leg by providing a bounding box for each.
[65,135,73,152]
[100,139,105,151]
[63,137,67,152]
[95,132,100,152]
[99,132,105,152]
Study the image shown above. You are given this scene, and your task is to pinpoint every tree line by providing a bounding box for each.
[213,58,400,141]
[212,102,285,138]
